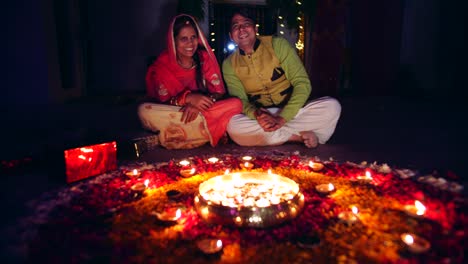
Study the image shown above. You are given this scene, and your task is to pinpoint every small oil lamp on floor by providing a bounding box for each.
[154,208,182,222]
[131,179,149,192]
[401,233,430,254]
[179,159,196,177]
[403,200,426,218]
[308,161,324,172]
[338,206,359,224]
[240,156,254,170]
[125,169,141,177]
[196,238,223,254]
[315,183,335,195]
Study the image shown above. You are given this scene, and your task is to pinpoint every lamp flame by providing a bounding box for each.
[415,200,426,215]
[403,234,414,245]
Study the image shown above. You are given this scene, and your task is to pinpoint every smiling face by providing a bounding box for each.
[229,14,257,53]
[175,25,198,61]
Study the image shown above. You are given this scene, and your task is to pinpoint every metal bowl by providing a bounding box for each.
[194,171,305,228]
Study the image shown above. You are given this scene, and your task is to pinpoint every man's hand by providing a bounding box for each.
[255,108,286,132]
[185,93,214,112]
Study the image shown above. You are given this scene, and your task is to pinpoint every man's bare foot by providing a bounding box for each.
[301,131,318,148]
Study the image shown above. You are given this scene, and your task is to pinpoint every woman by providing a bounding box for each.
[139,14,242,149]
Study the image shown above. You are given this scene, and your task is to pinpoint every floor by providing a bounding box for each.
[1,94,467,261]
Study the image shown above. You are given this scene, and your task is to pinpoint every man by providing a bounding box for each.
[223,8,341,148]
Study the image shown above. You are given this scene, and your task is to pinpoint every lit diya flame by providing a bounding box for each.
[125,169,141,177]
[357,170,373,182]
[338,205,359,224]
[241,156,253,161]
[241,161,254,170]
[195,171,304,228]
[197,238,223,254]
[208,157,219,163]
[308,161,324,171]
[179,160,191,167]
[315,183,335,194]
[131,180,148,192]
[401,233,431,253]
[402,233,414,244]
[414,200,426,215]
[180,167,196,177]
[404,200,426,217]
[155,208,182,222]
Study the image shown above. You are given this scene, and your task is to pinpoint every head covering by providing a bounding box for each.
[166,14,217,67]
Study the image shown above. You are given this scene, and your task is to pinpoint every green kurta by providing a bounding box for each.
[223,36,312,121]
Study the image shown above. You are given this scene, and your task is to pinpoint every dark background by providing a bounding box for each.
[5,0,467,107]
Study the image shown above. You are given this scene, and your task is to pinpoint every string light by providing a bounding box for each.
[295,12,305,60]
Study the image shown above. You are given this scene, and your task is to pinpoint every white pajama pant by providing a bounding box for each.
[227,96,341,146]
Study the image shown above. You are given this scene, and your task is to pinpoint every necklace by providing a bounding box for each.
[177,59,195,69]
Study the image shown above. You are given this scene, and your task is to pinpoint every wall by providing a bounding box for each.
[5,0,51,106]
[85,0,178,96]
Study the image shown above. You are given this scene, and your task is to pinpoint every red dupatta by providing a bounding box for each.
[146,14,225,102]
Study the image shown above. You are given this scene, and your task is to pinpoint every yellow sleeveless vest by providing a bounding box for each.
[231,36,292,107]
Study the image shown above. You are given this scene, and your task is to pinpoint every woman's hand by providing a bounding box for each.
[180,104,200,124]
[185,93,214,112]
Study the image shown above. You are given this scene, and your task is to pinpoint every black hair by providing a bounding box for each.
[173,15,206,92]
[227,7,257,29]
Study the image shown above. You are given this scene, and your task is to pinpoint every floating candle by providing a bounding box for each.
[308,161,324,171]
[315,183,335,194]
[197,238,223,254]
[403,200,426,217]
[401,233,430,253]
[125,169,141,177]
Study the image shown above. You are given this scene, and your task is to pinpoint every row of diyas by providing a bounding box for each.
[194,171,305,228]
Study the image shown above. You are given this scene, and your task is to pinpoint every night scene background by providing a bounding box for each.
[3,0,468,229]
[2,0,468,262]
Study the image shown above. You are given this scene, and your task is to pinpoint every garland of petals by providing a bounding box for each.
[25,154,466,263]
